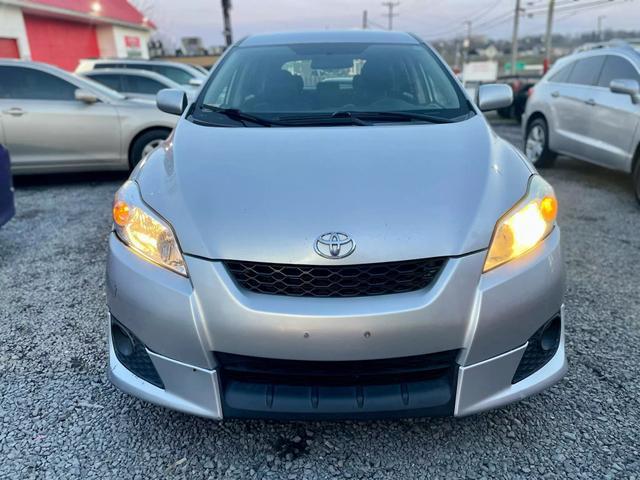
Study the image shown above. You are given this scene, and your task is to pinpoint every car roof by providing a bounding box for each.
[0,59,80,77]
[0,59,51,67]
[568,45,640,64]
[239,30,421,47]
[83,58,193,68]
[84,68,171,80]
[0,59,127,99]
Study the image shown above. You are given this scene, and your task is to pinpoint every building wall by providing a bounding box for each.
[0,4,151,65]
[24,14,99,70]
[112,26,150,59]
[96,25,117,58]
[0,4,31,59]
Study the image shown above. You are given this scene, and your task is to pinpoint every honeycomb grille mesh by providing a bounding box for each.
[224,258,446,298]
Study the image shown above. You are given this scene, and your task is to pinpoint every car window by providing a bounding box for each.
[95,63,125,69]
[196,43,470,121]
[597,55,640,87]
[123,75,166,94]
[0,66,77,100]
[549,62,574,83]
[89,74,123,91]
[149,65,194,85]
[567,56,605,86]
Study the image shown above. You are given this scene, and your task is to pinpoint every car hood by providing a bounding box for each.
[136,115,533,264]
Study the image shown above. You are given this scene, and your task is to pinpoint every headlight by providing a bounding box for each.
[112,181,187,276]
[484,175,557,272]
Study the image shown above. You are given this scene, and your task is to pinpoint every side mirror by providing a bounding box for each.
[75,89,98,104]
[157,88,188,115]
[189,78,204,87]
[610,79,640,104]
[477,84,513,112]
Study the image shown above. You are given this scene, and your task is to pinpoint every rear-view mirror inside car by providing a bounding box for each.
[311,55,354,70]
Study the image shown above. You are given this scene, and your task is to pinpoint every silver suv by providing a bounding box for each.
[106,30,567,420]
[523,42,640,203]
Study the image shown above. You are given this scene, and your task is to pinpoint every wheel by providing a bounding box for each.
[633,159,640,206]
[129,129,170,168]
[525,118,556,168]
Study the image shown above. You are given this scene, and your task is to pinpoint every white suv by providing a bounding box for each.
[76,59,205,87]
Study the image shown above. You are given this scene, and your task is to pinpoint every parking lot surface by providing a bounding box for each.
[1,118,639,479]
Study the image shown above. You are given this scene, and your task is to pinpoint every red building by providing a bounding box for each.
[0,0,154,71]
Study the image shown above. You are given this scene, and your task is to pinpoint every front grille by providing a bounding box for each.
[224,258,446,298]
[216,350,459,386]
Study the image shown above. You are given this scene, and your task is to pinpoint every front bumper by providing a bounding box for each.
[106,228,567,419]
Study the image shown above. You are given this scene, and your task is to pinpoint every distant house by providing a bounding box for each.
[0,0,154,70]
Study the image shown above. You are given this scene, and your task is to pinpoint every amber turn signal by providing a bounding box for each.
[113,200,130,227]
[540,196,557,222]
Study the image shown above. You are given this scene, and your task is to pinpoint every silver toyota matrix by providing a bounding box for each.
[106,31,567,420]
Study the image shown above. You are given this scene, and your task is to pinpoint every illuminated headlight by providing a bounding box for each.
[484,175,558,272]
[112,181,187,276]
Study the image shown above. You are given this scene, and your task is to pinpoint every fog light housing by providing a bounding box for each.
[111,318,164,389]
[512,314,561,384]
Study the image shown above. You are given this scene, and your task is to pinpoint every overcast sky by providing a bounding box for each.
[136,0,639,48]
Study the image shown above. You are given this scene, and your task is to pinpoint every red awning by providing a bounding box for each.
[23,0,152,27]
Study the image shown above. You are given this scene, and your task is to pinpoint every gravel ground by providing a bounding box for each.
[1,119,639,479]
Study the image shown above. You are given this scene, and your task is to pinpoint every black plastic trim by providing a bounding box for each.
[216,351,459,419]
[512,313,561,384]
[111,317,164,389]
[224,258,447,298]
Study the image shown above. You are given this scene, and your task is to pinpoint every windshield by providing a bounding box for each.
[193,42,471,126]
[152,65,200,85]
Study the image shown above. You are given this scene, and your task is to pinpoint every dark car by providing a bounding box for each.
[496,74,541,122]
[0,145,15,227]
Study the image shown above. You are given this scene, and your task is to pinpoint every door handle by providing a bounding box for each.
[2,107,25,116]
[551,91,560,98]
[585,98,596,106]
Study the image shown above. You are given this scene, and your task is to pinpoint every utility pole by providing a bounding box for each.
[597,15,606,41]
[454,41,461,73]
[543,0,555,74]
[362,10,368,29]
[221,0,233,48]
[510,0,522,75]
[463,20,472,65]
[382,1,400,31]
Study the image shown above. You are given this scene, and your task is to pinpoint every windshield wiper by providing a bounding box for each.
[274,112,370,126]
[340,111,456,124]
[200,105,277,127]
[330,111,371,126]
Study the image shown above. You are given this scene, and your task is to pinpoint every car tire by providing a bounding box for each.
[130,129,170,169]
[525,118,556,168]
[633,157,640,206]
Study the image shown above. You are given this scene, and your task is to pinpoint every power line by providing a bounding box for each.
[422,0,634,41]
[421,0,510,39]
